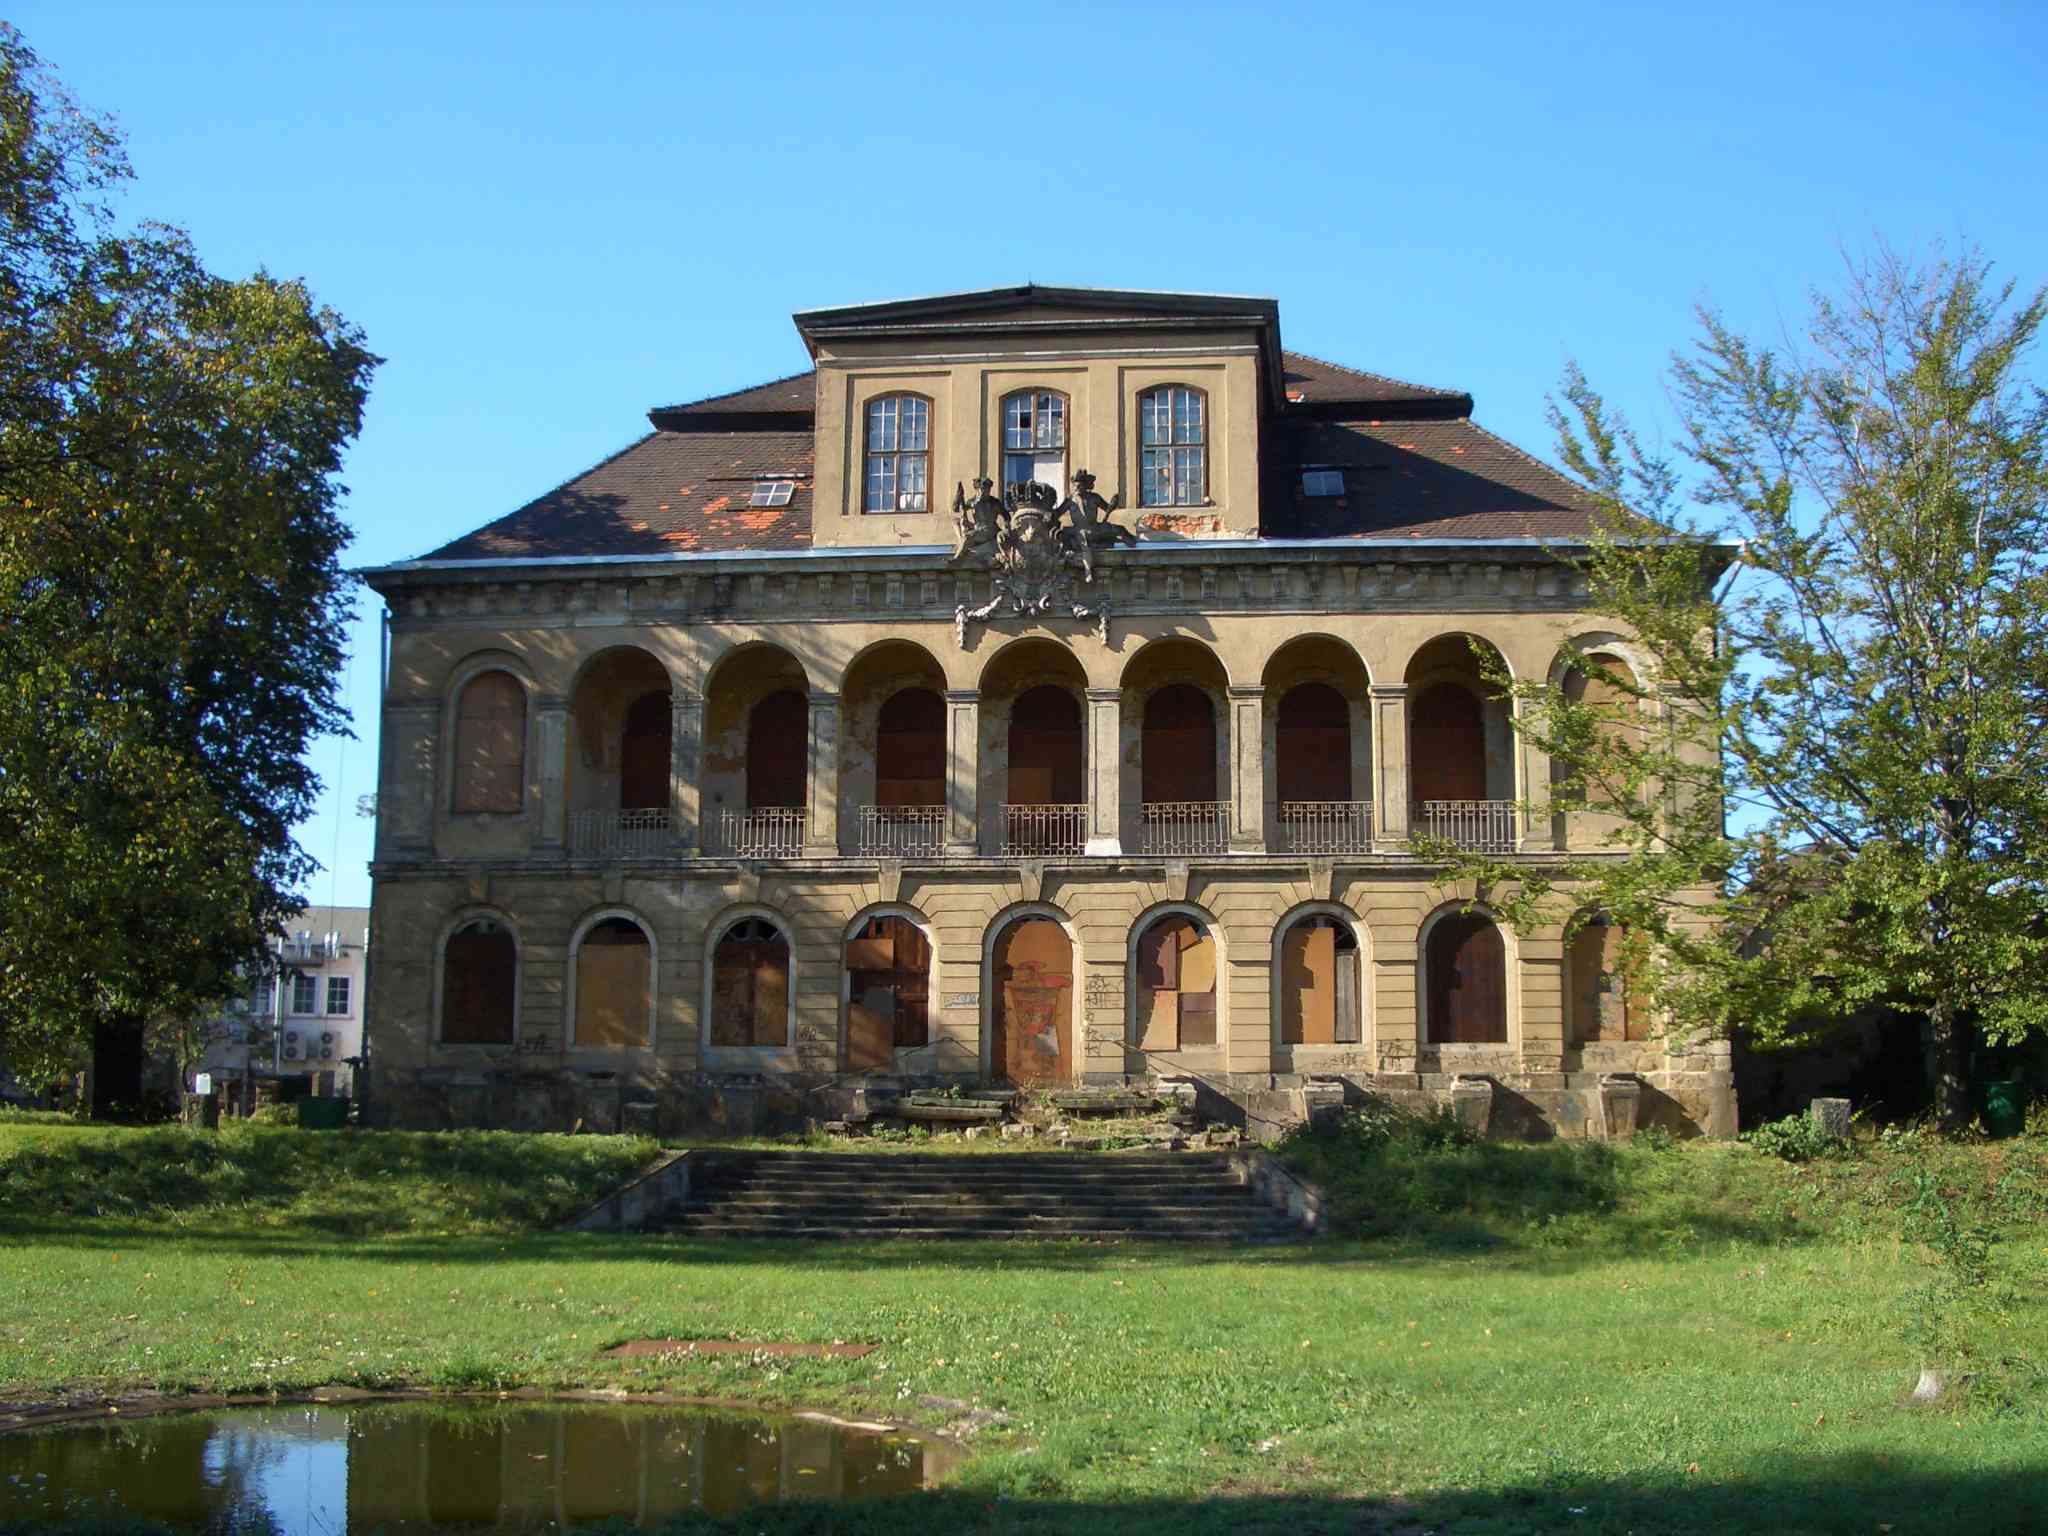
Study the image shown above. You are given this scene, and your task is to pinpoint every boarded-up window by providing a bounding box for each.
[747,691,808,810]
[1426,913,1506,1044]
[1555,655,1639,807]
[442,917,516,1044]
[1569,917,1650,1043]
[620,691,672,811]
[452,671,526,814]
[876,689,945,808]
[574,917,651,1048]
[844,915,931,1070]
[710,917,790,1048]
[1279,915,1361,1045]
[1276,684,1351,803]
[1411,681,1486,802]
[993,917,1072,1087]
[1007,685,1083,804]
[1142,684,1217,804]
[1136,914,1217,1050]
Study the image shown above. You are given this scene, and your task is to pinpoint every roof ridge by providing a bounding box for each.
[416,431,658,560]
[1280,348,1463,399]
[654,368,816,414]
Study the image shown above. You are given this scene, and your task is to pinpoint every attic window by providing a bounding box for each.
[749,480,796,507]
[1301,469,1345,497]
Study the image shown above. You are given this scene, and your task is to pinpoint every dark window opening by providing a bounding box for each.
[845,915,932,1069]
[1142,683,1217,803]
[875,688,945,808]
[711,917,790,1048]
[443,918,517,1045]
[1007,685,1084,805]
[747,690,808,810]
[620,691,672,811]
[1427,912,1506,1044]
[1276,682,1352,803]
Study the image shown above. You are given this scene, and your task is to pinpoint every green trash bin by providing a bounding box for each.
[296,1095,349,1131]
[1982,1080,2027,1140]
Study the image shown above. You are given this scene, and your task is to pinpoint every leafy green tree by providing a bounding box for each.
[0,26,377,1115]
[1430,246,2048,1130]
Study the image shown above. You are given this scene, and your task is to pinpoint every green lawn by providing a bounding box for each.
[1,1109,2044,1534]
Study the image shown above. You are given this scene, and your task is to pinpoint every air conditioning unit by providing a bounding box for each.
[320,1045,334,1060]
[282,1043,301,1060]
[320,1031,335,1045]
[285,1030,300,1046]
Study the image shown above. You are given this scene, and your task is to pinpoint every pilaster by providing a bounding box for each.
[1228,685,1265,852]
[946,689,980,856]
[670,690,703,855]
[534,697,569,850]
[1084,686,1122,856]
[1370,683,1410,848]
[805,691,841,857]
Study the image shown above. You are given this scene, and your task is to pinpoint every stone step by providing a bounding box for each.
[702,1152,1229,1169]
[665,1216,1300,1242]
[701,1169,1247,1191]
[689,1197,1259,1219]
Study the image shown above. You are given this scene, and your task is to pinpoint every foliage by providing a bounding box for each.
[0,26,377,1100]
[1423,244,2048,1126]
[1741,1111,1852,1164]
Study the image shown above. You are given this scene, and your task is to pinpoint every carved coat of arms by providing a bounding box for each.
[951,469,1140,642]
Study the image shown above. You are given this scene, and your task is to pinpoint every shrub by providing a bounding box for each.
[1742,1111,1851,1163]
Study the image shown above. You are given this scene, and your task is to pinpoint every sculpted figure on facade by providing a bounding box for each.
[953,478,1112,643]
[950,477,1008,562]
[1057,468,1138,581]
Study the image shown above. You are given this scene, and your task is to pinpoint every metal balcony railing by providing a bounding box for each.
[1138,801,1230,856]
[570,807,669,858]
[1274,800,1375,854]
[858,804,946,856]
[720,807,807,858]
[1415,799,1519,852]
[1002,803,1086,857]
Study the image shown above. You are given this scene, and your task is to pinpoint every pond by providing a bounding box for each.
[0,1399,943,1531]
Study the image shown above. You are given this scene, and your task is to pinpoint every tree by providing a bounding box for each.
[0,26,377,1115]
[1428,246,2048,1130]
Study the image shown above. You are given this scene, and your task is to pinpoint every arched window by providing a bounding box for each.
[441,917,517,1044]
[619,691,672,811]
[1568,916,1648,1043]
[1555,653,1641,808]
[1279,914,1360,1045]
[1425,911,1506,1044]
[747,690,809,810]
[1276,683,1351,803]
[1007,685,1083,805]
[1138,385,1206,507]
[863,395,930,513]
[1134,912,1217,1050]
[452,670,526,813]
[710,916,791,1048]
[844,914,931,1069]
[1142,684,1217,803]
[991,915,1072,1087]
[1002,389,1067,498]
[876,688,945,808]
[572,916,653,1048]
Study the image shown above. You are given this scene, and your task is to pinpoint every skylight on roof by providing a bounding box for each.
[1301,469,1345,497]
[749,480,796,507]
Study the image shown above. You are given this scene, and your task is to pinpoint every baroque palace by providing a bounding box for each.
[360,285,1734,1140]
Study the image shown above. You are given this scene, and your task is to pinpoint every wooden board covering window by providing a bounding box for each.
[575,921,649,1047]
[619,691,672,811]
[1427,913,1506,1044]
[711,922,790,1048]
[1137,917,1216,1051]
[1008,686,1084,804]
[746,690,808,810]
[452,671,526,814]
[443,922,516,1044]
[1141,684,1217,803]
[876,689,945,807]
[844,916,929,1069]
[993,918,1070,1086]
[1276,683,1352,803]
[1410,681,1486,802]
[1280,919,1361,1045]
[1569,919,1649,1043]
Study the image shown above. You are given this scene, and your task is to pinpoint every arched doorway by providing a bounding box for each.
[1278,913,1361,1046]
[990,916,1073,1087]
[1425,912,1506,1044]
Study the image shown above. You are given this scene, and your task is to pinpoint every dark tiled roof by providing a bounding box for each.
[1267,418,1604,540]
[1278,352,1469,410]
[419,432,813,559]
[648,370,816,427]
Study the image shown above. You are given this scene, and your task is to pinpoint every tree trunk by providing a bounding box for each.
[89,1015,146,1122]
[1929,995,1971,1133]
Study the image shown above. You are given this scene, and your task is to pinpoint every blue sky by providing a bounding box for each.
[17,1,2046,908]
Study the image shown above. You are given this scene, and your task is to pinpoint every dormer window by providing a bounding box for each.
[749,479,796,507]
[1301,469,1345,497]
[1139,385,1206,506]
[863,395,930,513]
[1002,390,1067,497]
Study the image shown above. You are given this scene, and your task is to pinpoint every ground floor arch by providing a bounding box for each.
[988,912,1074,1087]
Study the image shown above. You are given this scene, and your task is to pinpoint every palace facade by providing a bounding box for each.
[359,286,1734,1139]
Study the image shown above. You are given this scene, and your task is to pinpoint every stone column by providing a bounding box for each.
[377,701,438,856]
[670,689,703,855]
[1228,685,1266,852]
[804,691,840,856]
[1369,684,1409,848]
[1516,691,1555,852]
[535,697,570,850]
[945,689,980,856]
[1084,686,1122,857]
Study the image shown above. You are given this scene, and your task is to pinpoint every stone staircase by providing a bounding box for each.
[652,1150,1305,1242]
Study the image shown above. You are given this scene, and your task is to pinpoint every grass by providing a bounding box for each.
[1,1108,2044,1534]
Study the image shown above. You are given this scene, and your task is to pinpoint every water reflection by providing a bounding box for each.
[0,1401,935,1531]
